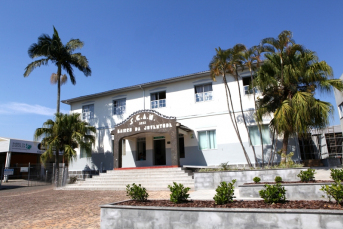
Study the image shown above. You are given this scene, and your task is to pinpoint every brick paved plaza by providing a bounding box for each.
[0,185,170,228]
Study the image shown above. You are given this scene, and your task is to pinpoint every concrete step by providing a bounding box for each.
[78,178,194,184]
[66,167,195,191]
[89,174,192,180]
[59,186,183,191]
[105,168,192,174]
[75,180,194,186]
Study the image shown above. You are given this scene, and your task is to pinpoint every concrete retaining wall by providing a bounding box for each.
[194,168,307,190]
[100,201,343,229]
[239,183,333,200]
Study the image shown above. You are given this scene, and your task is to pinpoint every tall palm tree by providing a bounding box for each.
[261,30,294,85]
[227,44,258,166]
[35,113,96,186]
[242,46,263,166]
[24,26,91,114]
[254,45,343,163]
[209,47,252,167]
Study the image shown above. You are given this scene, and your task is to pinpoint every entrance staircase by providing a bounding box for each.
[61,167,194,191]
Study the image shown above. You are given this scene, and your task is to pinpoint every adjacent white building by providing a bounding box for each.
[62,70,302,173]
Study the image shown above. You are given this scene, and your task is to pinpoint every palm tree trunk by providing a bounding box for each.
[281,131,289,164]
[267,129,276,166]
[235,69,256,166]
[55,64,61,186]
[250,69,263,167]
[222,75,252,167]
[57,64,61,114]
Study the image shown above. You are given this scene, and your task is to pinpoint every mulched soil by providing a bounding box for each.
[117,199,343,210]
[243,180,334,185]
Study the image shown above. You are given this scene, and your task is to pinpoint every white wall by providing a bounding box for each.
[68,71,300,171]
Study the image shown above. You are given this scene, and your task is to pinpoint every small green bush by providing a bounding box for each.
[220,161,230,171]
[259,183,287,203]
[168,182,190,203]
[297,168,316,182]
[68,176,78,184]
[253,177,261,183]
[274,176,282,183]
[321,180,343,205]
[330,169,343,181]
[126,183,149,201]
[213,180,236,205]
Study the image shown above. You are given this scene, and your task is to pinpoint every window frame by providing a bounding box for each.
[82,104,94,120]
[150,91,166,109]
[194,83,213,103]
[113,98,126,115]
[248,125,272,146]
[242,76,259,95]
[197,129,217,150]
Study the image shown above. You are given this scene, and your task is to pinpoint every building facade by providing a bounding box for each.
[62,70,302,173]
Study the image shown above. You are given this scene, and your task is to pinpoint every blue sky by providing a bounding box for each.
[0,1,342,140]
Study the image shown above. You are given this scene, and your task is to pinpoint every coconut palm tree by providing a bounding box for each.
[209,47,252,167]
[226,44,258,166]
[261,30,294,85]
[254,45,343,163]
[34,113,96,186]
[24,26,91,114]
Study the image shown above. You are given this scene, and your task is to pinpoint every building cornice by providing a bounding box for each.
[62,70,210,105]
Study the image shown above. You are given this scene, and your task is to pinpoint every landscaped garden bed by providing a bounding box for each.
[243,180,333,185]
[116,199,343,210]
[100,169,343,228]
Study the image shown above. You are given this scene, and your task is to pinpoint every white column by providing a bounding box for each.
[4,151,11,182]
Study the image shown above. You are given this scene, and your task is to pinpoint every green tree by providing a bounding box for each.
[209,47,252,167]
[34,113,96,186]
[228,44,258,166]
[254,40,343,163]
[24,26,91,114]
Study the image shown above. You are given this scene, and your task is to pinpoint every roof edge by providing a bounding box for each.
[62,70,210,105]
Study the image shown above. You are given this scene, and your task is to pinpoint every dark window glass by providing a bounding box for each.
[179,134,185,158]
[137,138,146,161]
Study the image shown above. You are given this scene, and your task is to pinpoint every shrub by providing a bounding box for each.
[259,183,287,203]
[253,177,261,183]
[274,176,282,183]
[297,168,316,182]
[126,183,149,201]
[68,176,78,184]
[168,182,190,203]
[330,169,343,181]
[320,180,343,205]
[213,180,236,205]
[220,161,230,171]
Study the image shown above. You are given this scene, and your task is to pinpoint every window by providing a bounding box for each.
[248,125,271,146]
[80,147,91,158]
[198,130,216,150]
[137,138,146,161]
[179,134,185,158]
[113,98,126,115]
[242,77,259,95]
[82,104,94,120]
[195,84,213,102]
[339,103,343,118]
[151,91,166,109]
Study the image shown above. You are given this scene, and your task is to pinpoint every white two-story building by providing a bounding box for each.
[62,70,301,173]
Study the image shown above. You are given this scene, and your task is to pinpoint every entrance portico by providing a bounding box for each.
[111,110,192,169]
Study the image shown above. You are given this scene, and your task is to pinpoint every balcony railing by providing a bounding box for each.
[151,99,166,109]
